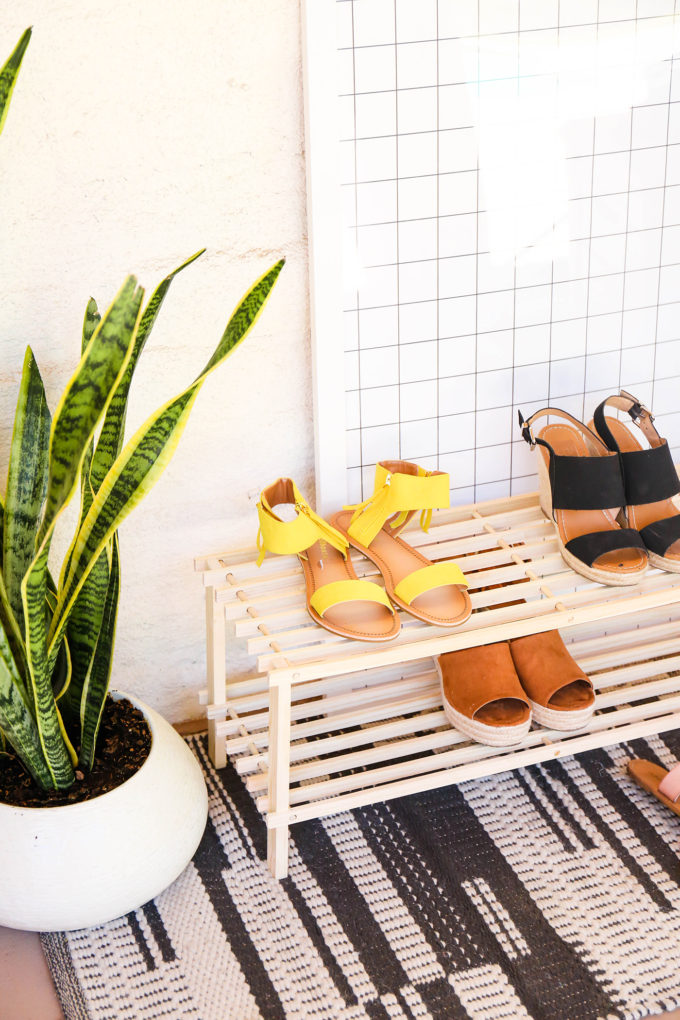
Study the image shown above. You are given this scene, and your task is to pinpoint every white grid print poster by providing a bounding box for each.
[337,0,680,505]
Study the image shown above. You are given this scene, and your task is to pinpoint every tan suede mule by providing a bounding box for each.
[436,643,532,746]
[509,630,595,731]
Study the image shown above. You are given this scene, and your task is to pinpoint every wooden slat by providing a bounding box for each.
[264,711,680,828]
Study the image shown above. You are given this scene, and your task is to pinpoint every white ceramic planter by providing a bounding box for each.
[0,692,208,932]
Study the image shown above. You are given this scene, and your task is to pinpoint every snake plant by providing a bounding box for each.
[0,28,283,791]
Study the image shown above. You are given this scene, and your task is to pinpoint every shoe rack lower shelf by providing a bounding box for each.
[195,490,680,878]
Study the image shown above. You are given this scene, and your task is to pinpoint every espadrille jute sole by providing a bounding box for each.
[528,698,595,732]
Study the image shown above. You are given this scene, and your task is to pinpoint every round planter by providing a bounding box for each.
[0,691,208,932]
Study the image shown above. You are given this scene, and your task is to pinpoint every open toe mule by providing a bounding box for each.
[256,479,400,642]
[509,630,594,731]
[331,461,471,628]
[590,391,680,573]
[518,407,648,586]
[627,759,680,817]
[436,643,532,746]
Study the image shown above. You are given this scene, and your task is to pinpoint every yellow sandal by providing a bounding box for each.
[256,478,400,642]
[331,461,471,628]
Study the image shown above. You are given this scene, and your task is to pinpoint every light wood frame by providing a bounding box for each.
[301,0,348,515]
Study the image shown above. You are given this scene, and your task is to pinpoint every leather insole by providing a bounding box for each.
[548,679,593,709]
[599,416,680,562]
[476,699,530,726]
[332,509,469,625]
[539,424,647,575]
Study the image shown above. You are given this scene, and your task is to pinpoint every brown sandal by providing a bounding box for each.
[509,630,595,731]
[256,479,400,642]
[628,759,680,817]
[436,643,531,746]
[331,461,471,628]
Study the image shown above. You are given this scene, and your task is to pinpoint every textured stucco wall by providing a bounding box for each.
[0,1,312,720]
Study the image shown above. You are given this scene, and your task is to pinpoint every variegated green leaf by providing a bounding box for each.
[0,559,31,712]
[47,259,283,669]
[90,249,205,496]
[78,534,120,769]
[0,614,51,787]
[78,297,101,516]
[0,27,30,138]
[60,541,111,740]
[39,278,143,544]
[3,347,50,633]
[22,277,144,789]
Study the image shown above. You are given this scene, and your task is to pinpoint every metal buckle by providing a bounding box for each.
[629,401,654,424]
[517,410,536,447]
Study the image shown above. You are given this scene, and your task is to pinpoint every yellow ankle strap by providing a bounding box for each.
[256,478,349,566]
[345,461,450,548]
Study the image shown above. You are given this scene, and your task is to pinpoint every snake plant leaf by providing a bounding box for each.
[0,27,31,138]
[58,297,102,590]
[22,277,144,789]
[3,347,51,634]
[0,615,51,788]
[78,297,101,512]
[78,534,120,769]
[60,541,111,740]
[0,561,31,712]
[47,585,72,701]
[89,249,206,498]
[38,278,144,545]
[47,259,284,667]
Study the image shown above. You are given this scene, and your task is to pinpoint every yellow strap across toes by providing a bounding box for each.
[394,563,468,607]
[310,580,394,618]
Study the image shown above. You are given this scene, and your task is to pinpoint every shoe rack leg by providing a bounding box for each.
[206,587,227,769]
[267,678,292,879]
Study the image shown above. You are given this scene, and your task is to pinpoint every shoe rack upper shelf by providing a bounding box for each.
[195,489,680,689]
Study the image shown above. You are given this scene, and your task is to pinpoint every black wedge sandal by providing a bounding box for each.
[590,391,680,573]
[518,407,648,586]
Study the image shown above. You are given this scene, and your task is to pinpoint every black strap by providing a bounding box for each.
[565,528,646,568]
[592,396,648,451]
[639,515,680,558]
[620,444,680,505]
[549,452,625,511]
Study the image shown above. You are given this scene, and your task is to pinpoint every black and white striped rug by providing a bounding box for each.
[42,733,680,1020]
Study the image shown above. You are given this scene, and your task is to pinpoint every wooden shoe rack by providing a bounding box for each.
[195,490,680,879]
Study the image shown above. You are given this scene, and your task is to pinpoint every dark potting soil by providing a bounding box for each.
[0,697,152,808]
